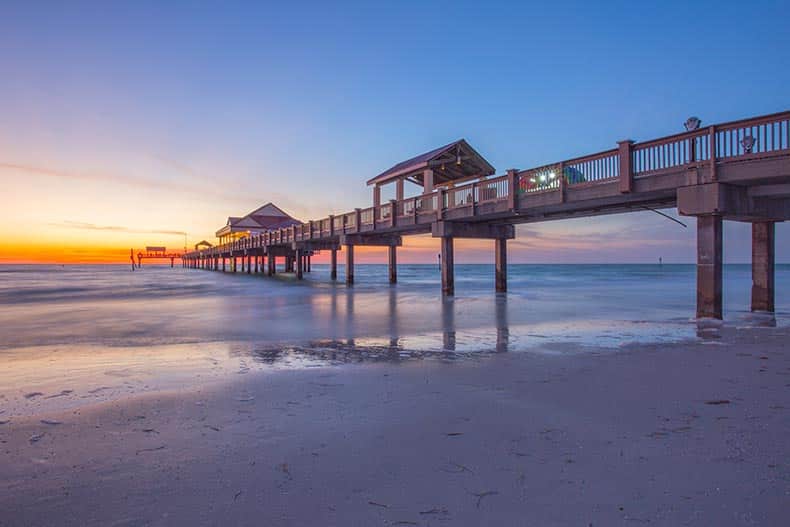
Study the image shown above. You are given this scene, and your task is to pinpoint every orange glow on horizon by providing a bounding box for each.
[1,237,499,265]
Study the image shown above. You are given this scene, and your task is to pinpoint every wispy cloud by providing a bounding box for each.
[49,220,187,237]
[1,160,310,220]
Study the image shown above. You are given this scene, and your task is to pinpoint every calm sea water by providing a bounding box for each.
[0,263,787,415]
[1,263,788,349]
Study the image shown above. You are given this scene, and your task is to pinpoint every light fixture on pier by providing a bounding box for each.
[684,117,701,131]
[741,135,757,154]
[548,171,556,180]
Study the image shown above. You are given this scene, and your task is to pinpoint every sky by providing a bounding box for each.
[1,0,788,264]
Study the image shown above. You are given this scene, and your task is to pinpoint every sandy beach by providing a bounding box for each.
[2,324,788,526]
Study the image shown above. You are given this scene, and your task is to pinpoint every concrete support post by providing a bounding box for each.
[495,238,507,293]
[268,255,275,276]
[751,221,775,312]
[330,249,338,280]
[345,245,354,285]
[696,215,723,319]
[388,245,397,284]
[618,140,634,193]
[390,199,398,228]
[233,256,237,273]
[441,236,454,296]
[506,169,519,210]
[307,255,311,273]
[254,256,259,274]
[222,257,226,272]
[247,255,251,274]
[296,250,303,280]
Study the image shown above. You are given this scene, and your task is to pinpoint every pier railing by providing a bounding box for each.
[188,111,789,259]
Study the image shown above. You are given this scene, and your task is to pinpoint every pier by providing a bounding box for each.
[134,247,183,268]
[184,111,790,319]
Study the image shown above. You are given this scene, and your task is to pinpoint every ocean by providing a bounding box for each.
[1,263,787,415]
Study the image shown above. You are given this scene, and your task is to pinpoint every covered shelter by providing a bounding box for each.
[215,203,301,244]
[365,139,495,207]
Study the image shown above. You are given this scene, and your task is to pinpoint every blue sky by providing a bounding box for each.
[1,0,788,262]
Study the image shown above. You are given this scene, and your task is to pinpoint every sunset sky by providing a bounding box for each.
[2,1,788,264]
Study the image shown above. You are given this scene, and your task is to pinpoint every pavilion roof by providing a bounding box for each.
[366,139,495,188]
[215,203,301,237]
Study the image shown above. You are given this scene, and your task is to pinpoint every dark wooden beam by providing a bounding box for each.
[339,234,402,246]
[432,221,515,239]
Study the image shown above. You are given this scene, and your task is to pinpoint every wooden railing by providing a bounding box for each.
[715,113,790,160]
[566,149,619,183]
[360,207,374,225]
[632,130,708,176]
[187,111,789,258]
[518,164,562,193]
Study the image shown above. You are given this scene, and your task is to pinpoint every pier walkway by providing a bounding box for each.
[184,111,790,319]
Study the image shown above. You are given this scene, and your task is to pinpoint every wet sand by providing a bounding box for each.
[1,326,789,526]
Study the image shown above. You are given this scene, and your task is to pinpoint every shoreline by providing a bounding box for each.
[2,325,788,526]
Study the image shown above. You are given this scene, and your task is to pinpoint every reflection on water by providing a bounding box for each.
[1,263,787,416]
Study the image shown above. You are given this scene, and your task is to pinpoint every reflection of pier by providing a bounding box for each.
[185,111,790,319]
[134,246,183,268]
[241,290,511,365]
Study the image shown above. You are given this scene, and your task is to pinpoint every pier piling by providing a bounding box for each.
[345,245,354,285]
[696,215,723,319]
[495,238,507,293]
[441,236,454,296]
[388,245,397,284]
[751,221,775,312]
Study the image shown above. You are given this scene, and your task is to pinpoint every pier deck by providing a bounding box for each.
[185,111,790,319]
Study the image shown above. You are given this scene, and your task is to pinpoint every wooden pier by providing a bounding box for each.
[184,111,790,319]
[134,247,183,268]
